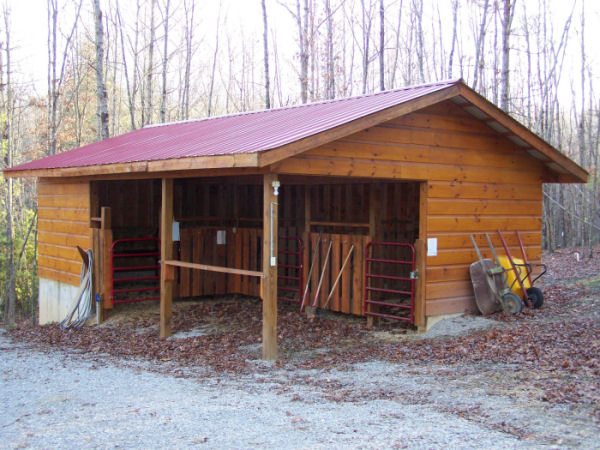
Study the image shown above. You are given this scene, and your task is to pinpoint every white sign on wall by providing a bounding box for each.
[427,238,438,256]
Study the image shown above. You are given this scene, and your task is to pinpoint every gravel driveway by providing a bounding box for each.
[1,329,598,449]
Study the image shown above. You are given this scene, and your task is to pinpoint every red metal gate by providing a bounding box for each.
[277,235,304,304]
[363,241,416,323]
[110,237,161,305]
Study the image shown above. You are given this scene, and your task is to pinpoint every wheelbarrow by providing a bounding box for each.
[469,233,523,315]
[497,230,547,309]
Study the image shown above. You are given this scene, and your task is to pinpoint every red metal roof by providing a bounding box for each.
[7,79,460,172]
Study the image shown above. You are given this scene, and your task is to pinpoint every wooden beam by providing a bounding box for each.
[160,178,174,339]
[100,207,112,314]
[3,154,259,179]
[258,85,463,167]
[414,182,428,328]
[366,183,382,327]
[163,260,263,278]
[262,173,278,360]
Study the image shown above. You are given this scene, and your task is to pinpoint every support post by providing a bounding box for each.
[100,207,112,315]
[301,184,311,311]
[415,181,428,329]
[160,178,174,339]
[93,206,112,323]
[262,173,278,360]
[367,183,381,327]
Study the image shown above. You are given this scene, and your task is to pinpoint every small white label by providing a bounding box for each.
[427,238,438,256]
[172,221,180,242]
[270,256,277,267]
[217,230,227,245]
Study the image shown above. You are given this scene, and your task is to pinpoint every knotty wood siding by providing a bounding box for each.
[273,100,545,316]
[38,178,92,286]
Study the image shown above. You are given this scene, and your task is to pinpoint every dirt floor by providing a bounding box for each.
[3,247,600,446]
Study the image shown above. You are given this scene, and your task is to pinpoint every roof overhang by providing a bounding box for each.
[452,85,588,183]
[3,80,588,183]
[4,153,259,179]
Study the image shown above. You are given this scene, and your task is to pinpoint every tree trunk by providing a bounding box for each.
[379,0,384,91]
[144,0,157,125]
[93,0,109,140]
[500,0,515,111]
[2,11,15,325]
[472,0,489,91]
[160,0,171,123]
[262,0,271,108]
[325,0,335,99]
[300,0,309,103]
[207,4,221,117]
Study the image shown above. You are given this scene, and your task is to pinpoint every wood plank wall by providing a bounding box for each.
[307,233,368,315]
[93,179,160,239]
[38,178,92,286]
[273,100,545,317]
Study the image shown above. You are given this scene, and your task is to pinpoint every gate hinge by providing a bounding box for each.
[410,270,419,280]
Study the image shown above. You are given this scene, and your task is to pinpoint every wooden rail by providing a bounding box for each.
[163,259,263,278]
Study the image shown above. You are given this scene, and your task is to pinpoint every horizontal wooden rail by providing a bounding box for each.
[174,216,262,223]
[163,259,264,278]
[310,220,369,228]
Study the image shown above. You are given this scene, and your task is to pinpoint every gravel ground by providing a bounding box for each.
[1,328,598,449]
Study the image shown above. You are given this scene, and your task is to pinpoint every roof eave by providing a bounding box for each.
[3,153,259,179]
[456,85,589,184]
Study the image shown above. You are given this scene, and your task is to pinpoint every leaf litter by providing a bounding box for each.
[6,247,600,422]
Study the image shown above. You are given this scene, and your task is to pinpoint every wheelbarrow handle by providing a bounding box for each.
[470,234,486,264]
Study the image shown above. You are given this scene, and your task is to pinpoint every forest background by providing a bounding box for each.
[0,0,598,322]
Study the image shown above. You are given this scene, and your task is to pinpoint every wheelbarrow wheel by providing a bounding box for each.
[526,286,544,309]
[502,292,523,314]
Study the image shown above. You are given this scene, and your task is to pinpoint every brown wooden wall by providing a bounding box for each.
[273,100,545,316]
[38,178,92,286]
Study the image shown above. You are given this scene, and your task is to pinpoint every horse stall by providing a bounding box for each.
[89,176,423,325]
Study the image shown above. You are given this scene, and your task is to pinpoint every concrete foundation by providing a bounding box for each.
[417,313,463,333]
[38,278,80,325]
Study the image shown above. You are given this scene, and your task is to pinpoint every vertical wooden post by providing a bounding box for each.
[160,178,174,339]
[100,207,113,317]
[367,183,381,327]
[301,184,311,303]
[262,173,278,360]
[415,181,429,329]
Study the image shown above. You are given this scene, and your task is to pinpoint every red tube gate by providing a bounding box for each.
[277,235,304,304]
[110,237,161,305]
[363,241,416,324]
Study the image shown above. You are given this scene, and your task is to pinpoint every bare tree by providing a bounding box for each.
[325,0,335,99]
[180,0,195,120]
[93,0,109,140]
[47,0,83,155]
[280,0,310,103]
[412,0,425,83]
[143,0,157,125]
[472,0,490,90]
[160,0,171,123]
[207,4,221,116]
[1,6,15,324]
[379,0,384,90]
[500,0,515,111]
[389,0,403,88]
[262,0,271,109]
[116,0,137,129]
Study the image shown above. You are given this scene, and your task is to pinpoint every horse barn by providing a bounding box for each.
[4,79,587,360]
